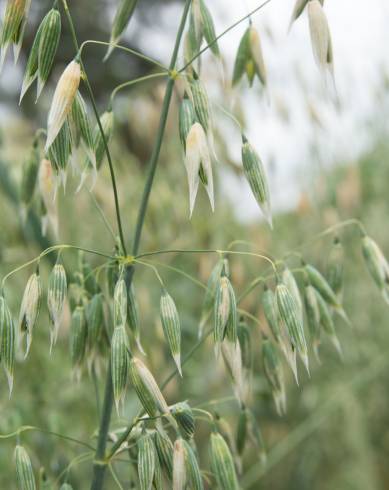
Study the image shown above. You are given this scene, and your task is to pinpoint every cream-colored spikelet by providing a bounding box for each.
[185,122,214,217]
[173,438,187,490]
[38,158,58,237]
[18,269,42,358]
[45,59,81,151]
[249,26,267,87]
[307,1,334,81]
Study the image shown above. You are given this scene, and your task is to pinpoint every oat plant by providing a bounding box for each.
[0,1,387,489]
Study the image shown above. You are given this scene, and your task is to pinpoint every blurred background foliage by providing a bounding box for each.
[1,1,389,489]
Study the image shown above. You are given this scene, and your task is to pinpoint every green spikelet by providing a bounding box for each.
[179,94,197,151]
[106,0,139,59]
[47,258,67,351]
[361,235,389,305]
[262,337,286,415]
[137,431,156,490]
[327,236,344,299]
[70,92,96,171]
[0,295,16,395]
[199,0,220,57]
[154,429,174,481]
[210,432,239,490]
[37,6,61,99]
[232,28,251,86]
[241,134,272,227]
[160,288,182,375]
[171,402,195,440]
[114,276,127,328]
[314,290,342,357]
[111,325,129,411]
[199,258,224,336]
[86,293,104,346]
[0,0,30,72]
[70,305,87,371]
[129,357,170,419]
[262,285,280,340]
[182,439,204,490]
[15,445,36,490]
[275,282,309,374]
[20,16,45,103]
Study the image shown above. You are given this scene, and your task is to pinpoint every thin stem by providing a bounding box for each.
[90,2,192,487]
[0,425,95,451]
[110,72,167,106]
[179,0,274,72]
[137,258,208,291]
[136,248,277,273]
[61,0,127,255]
[216,103,242,130]
[134,259,165,286]
[79,40,168,71]
[131,0,192,257]
[2,244,114,288]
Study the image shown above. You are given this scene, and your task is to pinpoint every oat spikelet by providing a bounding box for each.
[307,0,334,83]
[15,445,36,490]
[18,269,42,358]
[45,59,81,151]
[173,438,187,490]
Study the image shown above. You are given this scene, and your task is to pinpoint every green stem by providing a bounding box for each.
[61,0,127,255]
[79,40,168,70]
[89,1,192,488]
[110,72,167,106]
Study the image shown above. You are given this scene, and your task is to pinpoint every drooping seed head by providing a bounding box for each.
[241,135,272,227]
[15,444,36,490]
[47,120,71,190]
[37,7,61,99]
[45,59,81,151]
[198,0,220,57]
[179,94,197,151]
[249,26,267,87]
[262,285,280,340]
[262,337,286,415]
[185,122,214,217]
[199,259,224,336]
[18,270,42,358]
[232,28,251,86]
[221,338,244,403]
[47,260,67,351]
[173,438,187,490]
[111,325,129,411]
[70,91,96,172]
[38,158,58,237]
[214,275,232,355]
[129,357,170,419]
[154,429,174,481]
[304,284,321,361]
[137,431,156,490]
[327,236,344,299]
[69,305,87,373]
[314,289,342,358]
[170,402,195,440]
[210,432,239,490]
[275,283,309,374]
[282,268,303,321]
[0,0,31,71]
[361,235,389,304]
[160,289,182,375]
[106,0,139,59]
[0,295,16,395]
[114,276,127,328]
[182,438,204,490]
[307,0,334,77]
[288,0,309,31]
[86,293,104,347]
